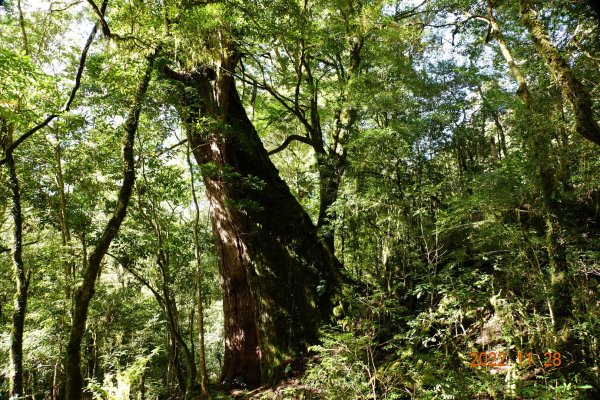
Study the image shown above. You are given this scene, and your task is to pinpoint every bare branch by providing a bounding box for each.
[394,0,429,21]
[156,138,188,157]
[267,134,312,155]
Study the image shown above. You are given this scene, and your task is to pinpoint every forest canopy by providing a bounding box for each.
[1,0,599,399]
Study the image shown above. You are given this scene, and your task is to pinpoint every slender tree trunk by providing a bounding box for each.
[519,0,600,146]
[167,309,196,398]
[492,112,508,158]
[120,252,197,399]
[140,371,146,400]
[159,258,197,399]
[164,53,340,387]
[486,6,531,104]
[317,156,344,252]
[479,85,509,158]
[136,153,199,398]
[85,331,97,381]
[490,136,498,162]
[195,268,209,395]
[315,37,362,254]
[535,131,572,336]
[171,338,186,397]
[64,49,158,400]
[17,0,29,56]
[3,122,31,400]
[53,138,76,303]
[51,362,58,400]
[187,145,210,397]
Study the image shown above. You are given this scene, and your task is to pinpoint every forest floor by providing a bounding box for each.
[213,356,321,399]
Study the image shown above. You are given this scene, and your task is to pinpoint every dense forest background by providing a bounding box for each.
[1,0,599,399]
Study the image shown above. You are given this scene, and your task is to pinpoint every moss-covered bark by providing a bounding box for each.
[519,0,600,146]
[487,2,573,338]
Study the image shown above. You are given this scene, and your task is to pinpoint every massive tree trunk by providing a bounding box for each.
[164,54,340,387]
[519,0,600,146]
[64,50,158,400]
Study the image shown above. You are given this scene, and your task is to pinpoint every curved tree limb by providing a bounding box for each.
[64,0,108,112]
[84,0,111,38]
[107,252,165,305]
[85,0,150,45]
[267,134,312,155]
[0,114,58,166]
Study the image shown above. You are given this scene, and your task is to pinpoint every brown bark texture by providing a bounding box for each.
[164,55,340,387]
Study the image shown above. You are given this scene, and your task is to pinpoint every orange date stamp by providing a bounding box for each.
[468,351,562,367]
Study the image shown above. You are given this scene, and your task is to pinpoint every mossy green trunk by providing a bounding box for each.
[519,0,600,146]
[489,3,573,339]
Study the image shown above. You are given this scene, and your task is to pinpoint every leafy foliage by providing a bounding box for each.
[1,0,600,399]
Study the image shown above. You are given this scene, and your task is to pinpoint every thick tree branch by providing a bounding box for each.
[64,0,107,112]
[160,64,216,83]
[0,240,39,254]
[85,0,147,45]
[485,1,532,103]
[267,134,312,155]
[0,115,58,166]
[156,138,189,157]
[85,0,111,37]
